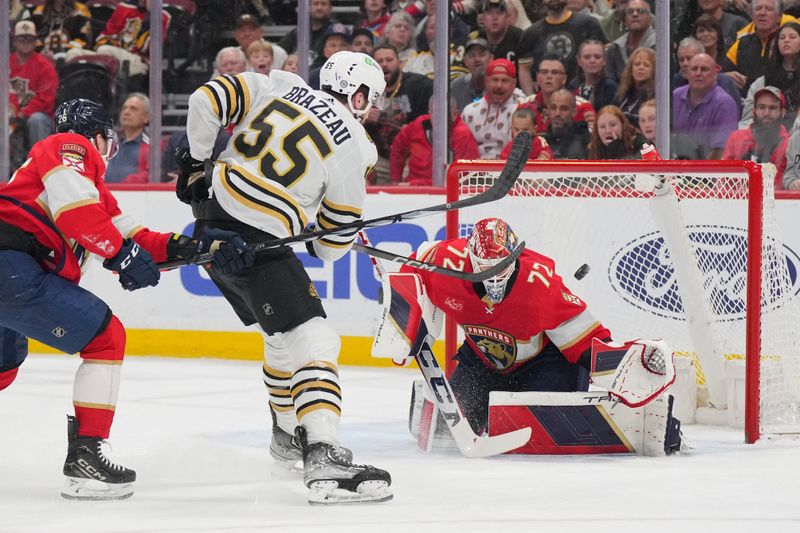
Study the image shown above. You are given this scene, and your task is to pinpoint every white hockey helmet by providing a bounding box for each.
[320,50,386,119]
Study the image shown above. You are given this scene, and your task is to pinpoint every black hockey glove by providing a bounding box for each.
[103,239,160,291]
[175,147,210,204]
[198,228,256,276]
[167,231,255,275]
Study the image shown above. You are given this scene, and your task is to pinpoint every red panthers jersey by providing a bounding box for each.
[0,133,169,283]
[401,239,610,373]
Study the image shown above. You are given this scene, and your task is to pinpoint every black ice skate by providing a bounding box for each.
[295,426,392,505]
[269,408,353,474]
[270,424,304,474]
[61,415,136,500]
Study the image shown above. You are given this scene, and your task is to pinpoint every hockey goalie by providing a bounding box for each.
[372,218,685,457]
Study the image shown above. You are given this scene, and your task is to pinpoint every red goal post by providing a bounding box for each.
[445,159,800,443]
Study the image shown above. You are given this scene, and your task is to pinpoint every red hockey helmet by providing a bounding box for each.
[467,218,519,303]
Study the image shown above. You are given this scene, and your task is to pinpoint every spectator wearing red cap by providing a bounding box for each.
[518,54,596,133]
[461,58,526,158]
[390,97,480,186]
[724,86,789,187]
[9,20,58,170]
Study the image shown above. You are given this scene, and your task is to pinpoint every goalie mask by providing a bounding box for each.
[320,51,386,120]
[467,218,519,304]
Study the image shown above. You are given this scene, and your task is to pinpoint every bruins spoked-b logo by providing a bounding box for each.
[464,325,516,370]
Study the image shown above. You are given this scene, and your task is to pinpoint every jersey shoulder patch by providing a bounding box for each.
[58,142,88,172]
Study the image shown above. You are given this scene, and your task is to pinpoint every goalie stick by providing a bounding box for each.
[359,231,532,457]
[156,131,533,271]
[352,239,525,282]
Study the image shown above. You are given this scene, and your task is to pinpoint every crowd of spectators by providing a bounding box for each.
[7,0,800,190]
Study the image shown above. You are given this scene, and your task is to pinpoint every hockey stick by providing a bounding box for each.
[156,131,532,271]
[352,239,525,282]
[412,331,531,458]
[360,231,531,458]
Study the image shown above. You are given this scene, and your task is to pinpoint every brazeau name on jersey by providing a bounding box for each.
[282,86,352,145]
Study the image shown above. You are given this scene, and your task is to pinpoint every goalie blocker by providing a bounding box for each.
[375,272,685,456]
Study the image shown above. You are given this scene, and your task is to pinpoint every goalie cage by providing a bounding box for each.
[445,159,800,444]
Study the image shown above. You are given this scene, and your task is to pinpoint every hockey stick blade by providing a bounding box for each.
[156,133,531,271]
[414,334,531,458]
[449,418,532,458]
[351,240,525,282]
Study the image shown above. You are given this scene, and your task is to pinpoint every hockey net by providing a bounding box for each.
[445,159,800,443]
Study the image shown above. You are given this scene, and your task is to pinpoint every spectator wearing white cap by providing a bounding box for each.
[9,20,58,169]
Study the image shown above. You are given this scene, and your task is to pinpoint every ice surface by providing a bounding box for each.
[2,355,800,533]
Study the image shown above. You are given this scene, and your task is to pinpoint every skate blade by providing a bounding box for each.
[61,476,134,501]
[307,480,393,505]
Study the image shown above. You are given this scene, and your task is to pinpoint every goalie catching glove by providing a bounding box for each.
[589,338,677,408]
[167,228,255,276]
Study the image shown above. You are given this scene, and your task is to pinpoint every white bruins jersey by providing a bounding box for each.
[186,70,377,261]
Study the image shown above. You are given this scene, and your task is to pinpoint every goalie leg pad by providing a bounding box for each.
[372,273,442,365]
[488,390,685,456]
[644,394,683,456]
[408,379,457,452]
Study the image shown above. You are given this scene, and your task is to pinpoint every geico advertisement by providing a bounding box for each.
[79,191,800,341]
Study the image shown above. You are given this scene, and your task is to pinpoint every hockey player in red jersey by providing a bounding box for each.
[0,99,253,500]
[375,217,683,456]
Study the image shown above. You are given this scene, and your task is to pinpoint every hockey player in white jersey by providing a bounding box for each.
[177,51,391,504]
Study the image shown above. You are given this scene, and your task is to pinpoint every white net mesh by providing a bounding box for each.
[450,162,800,436]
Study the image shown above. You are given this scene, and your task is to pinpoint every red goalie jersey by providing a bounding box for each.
[400,239,611,373]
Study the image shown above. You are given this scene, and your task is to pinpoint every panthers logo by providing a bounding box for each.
[476,339,515,370]
[10,78,34,109]
[464,325,517,370]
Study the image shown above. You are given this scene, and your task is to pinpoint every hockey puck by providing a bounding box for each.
[574,264,590,280]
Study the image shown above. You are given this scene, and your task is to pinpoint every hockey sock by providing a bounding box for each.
[291,360,341,444]
[263,362,297,433]
[74,315,125,438]
[0,366,18,391]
